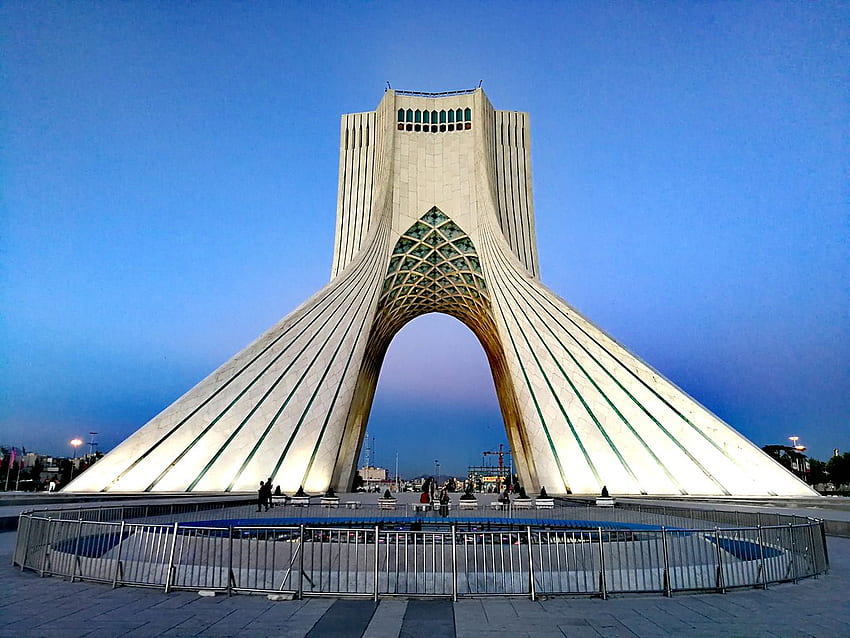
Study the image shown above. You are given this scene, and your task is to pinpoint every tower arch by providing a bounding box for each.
[329,208,538,492]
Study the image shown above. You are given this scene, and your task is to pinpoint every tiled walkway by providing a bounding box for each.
[2,532,849,637]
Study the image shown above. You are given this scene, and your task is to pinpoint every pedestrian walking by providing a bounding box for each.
[439,488,449,517]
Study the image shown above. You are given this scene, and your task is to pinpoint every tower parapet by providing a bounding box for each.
[333,89,538,279]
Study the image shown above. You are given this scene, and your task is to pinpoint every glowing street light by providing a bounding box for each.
[789,436,806,451]
[69,438,83,481]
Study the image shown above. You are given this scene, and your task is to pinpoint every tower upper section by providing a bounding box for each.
[331,88,539,280]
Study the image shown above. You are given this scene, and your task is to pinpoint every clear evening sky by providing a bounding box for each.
[2,3,847,479]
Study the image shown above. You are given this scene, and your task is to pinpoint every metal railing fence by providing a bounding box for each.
[16,497,823,530]
[14,505,829,600]
[17,497,255,525]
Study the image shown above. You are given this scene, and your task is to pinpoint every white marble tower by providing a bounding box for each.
[67,88,816,496]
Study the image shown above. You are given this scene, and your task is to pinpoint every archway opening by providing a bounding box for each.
[355,313,508,486]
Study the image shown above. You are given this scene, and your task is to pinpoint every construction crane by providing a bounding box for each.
[483,443,510,471]
[482,444,512,490]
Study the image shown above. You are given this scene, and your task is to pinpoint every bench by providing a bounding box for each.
[412,503,431,514]
[291,496,310,507]
[343,500,361,510]
[513,498,533,510]
[458,500,478,510]
[320,497,340,508]
[595,497,615,507]
[535,498,554,509]
[377,498,397,510]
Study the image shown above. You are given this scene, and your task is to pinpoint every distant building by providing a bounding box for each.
[467,465,511,490]
[359,466,387,482]
[762,445,810,482]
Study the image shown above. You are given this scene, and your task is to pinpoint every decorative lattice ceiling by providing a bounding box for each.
[378,207,490,330]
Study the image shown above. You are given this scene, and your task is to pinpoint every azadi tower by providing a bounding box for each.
[68,88,816,496]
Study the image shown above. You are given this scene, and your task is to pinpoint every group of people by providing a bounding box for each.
[256,478,282,512]
[417,477,454,517]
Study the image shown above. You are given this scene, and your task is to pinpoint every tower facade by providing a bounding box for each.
[68,89,816,496]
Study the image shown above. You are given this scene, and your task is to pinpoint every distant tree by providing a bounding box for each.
[808,459,828,486]
[827,453,850,488]
[31,458,44,484]
[59,458,72,485]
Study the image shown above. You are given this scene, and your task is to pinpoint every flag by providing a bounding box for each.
[9,448,15,466]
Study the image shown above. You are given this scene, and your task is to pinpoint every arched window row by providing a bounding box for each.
[396,107,473,132]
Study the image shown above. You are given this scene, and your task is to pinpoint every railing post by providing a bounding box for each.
[112,521,125,588]
[297,524,305,599]
[451,523,458,602]
[787,523,798,583]
[70,519,84,582]
[164,522,179,593]
[40,517,53,577]
[806,522,819,578]
[373,524,380,602]
[527,526,536,601]
[819,521,829,573]
[227,526,234,597]
[661,526,672,597]
[15,514,28,568]
[713,528,726,593]
[756,525,768,589]
[597,527,607,600]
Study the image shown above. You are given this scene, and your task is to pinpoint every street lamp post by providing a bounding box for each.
[434,459,440,485]
[69,438,83,481]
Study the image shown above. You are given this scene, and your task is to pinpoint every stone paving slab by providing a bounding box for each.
[2,532,849,637]
[362,599,407,638]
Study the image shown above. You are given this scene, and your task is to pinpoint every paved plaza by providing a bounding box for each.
[2,529,849,637]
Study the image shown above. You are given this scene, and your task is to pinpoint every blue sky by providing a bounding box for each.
[2,2,848,478]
